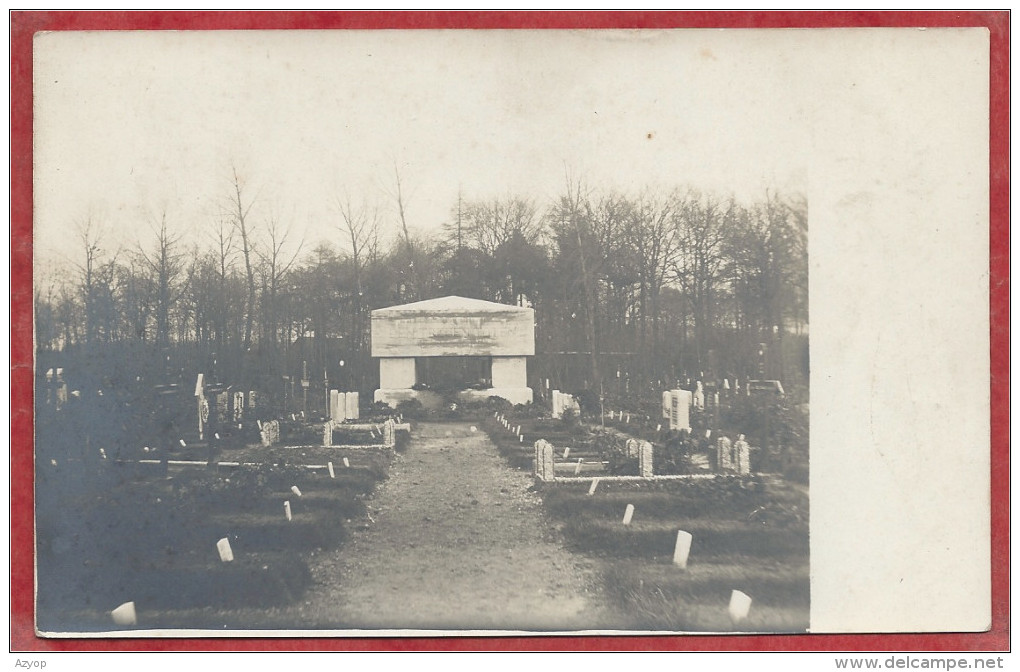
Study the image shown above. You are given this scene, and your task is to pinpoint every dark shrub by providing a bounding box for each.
[395,398,426,420]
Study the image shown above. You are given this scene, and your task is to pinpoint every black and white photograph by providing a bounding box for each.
[30,26,990,637]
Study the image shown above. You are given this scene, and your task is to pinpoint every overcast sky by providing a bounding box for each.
[34,29,810,276]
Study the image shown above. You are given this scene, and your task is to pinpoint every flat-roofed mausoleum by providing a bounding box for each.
[371,296,534,408]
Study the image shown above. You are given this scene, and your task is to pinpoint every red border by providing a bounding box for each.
[10,10,1009,652]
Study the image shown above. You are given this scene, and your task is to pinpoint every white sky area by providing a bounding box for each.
[34,29,807,277]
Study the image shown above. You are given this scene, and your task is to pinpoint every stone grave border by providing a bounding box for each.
[531,435,764,484]
[321,419,410,449]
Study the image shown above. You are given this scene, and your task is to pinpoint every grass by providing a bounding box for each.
[35,445,391,631]
[537,477,809,632]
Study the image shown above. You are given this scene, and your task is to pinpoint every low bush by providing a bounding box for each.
[395,398,426,420]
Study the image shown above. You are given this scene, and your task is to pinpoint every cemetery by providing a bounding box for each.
[30,44,813,629]
[33,368,405,632]
[33,279,808,633]
[479,379,809,631]
[35,345,807,633]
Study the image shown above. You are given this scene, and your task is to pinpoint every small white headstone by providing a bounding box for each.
[329,390,340,421]
[587,478,600,496]
[470,426,477,432]
[179,439,187,447]
[574,458,583,475]
[562,447,570,460]
[257,420,263,430]
[50,459,57,466]
[343,457,350,468]
[638,441,654,478]
[111,601,137,626]
[99,448,107,459]
[673,530,693,568]
[291,485,302,497]
[519,434,524,443]
[729,590,752,623]
[217,537,234,562]
[622,503,635,525]
[284,501,292,521]
[656,423,662,432]
[327,461,335,478]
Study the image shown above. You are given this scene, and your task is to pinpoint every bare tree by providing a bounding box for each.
[227,166,258,350]
[210,216,235,349]
[670,190,729,375]
[256,211,303,350]
[550,173,602,386]
[336,193,382,387]
[137,211,185,347]
[626,189,679,375]
[459,196,543,257]
[72,215,105,345]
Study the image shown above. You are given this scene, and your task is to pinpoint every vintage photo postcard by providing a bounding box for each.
[14,14,1004,649]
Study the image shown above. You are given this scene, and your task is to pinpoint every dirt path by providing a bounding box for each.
[294,421,610,631]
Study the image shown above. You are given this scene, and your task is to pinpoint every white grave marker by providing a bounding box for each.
[327,461,335,478]
[673,530,693,568]
[111,601,137,626]
[217,537,234,562]
[329,390,340,421]
[729,590,752,623]
[670,390,692,431]
[284,501,292,521]
[519,434,524,443]
[622,504,635,525]
[343,457,350,468]
[587,478,600,496]
[574,458,583,475]
[562,447,570,460]
[291,485,302,497]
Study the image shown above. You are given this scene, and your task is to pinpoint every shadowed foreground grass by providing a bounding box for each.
[538,478,809,632]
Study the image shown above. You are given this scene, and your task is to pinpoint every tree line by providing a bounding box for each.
[34,171,808,401]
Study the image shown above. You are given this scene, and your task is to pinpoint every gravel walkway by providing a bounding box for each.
[307,421,610,631]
